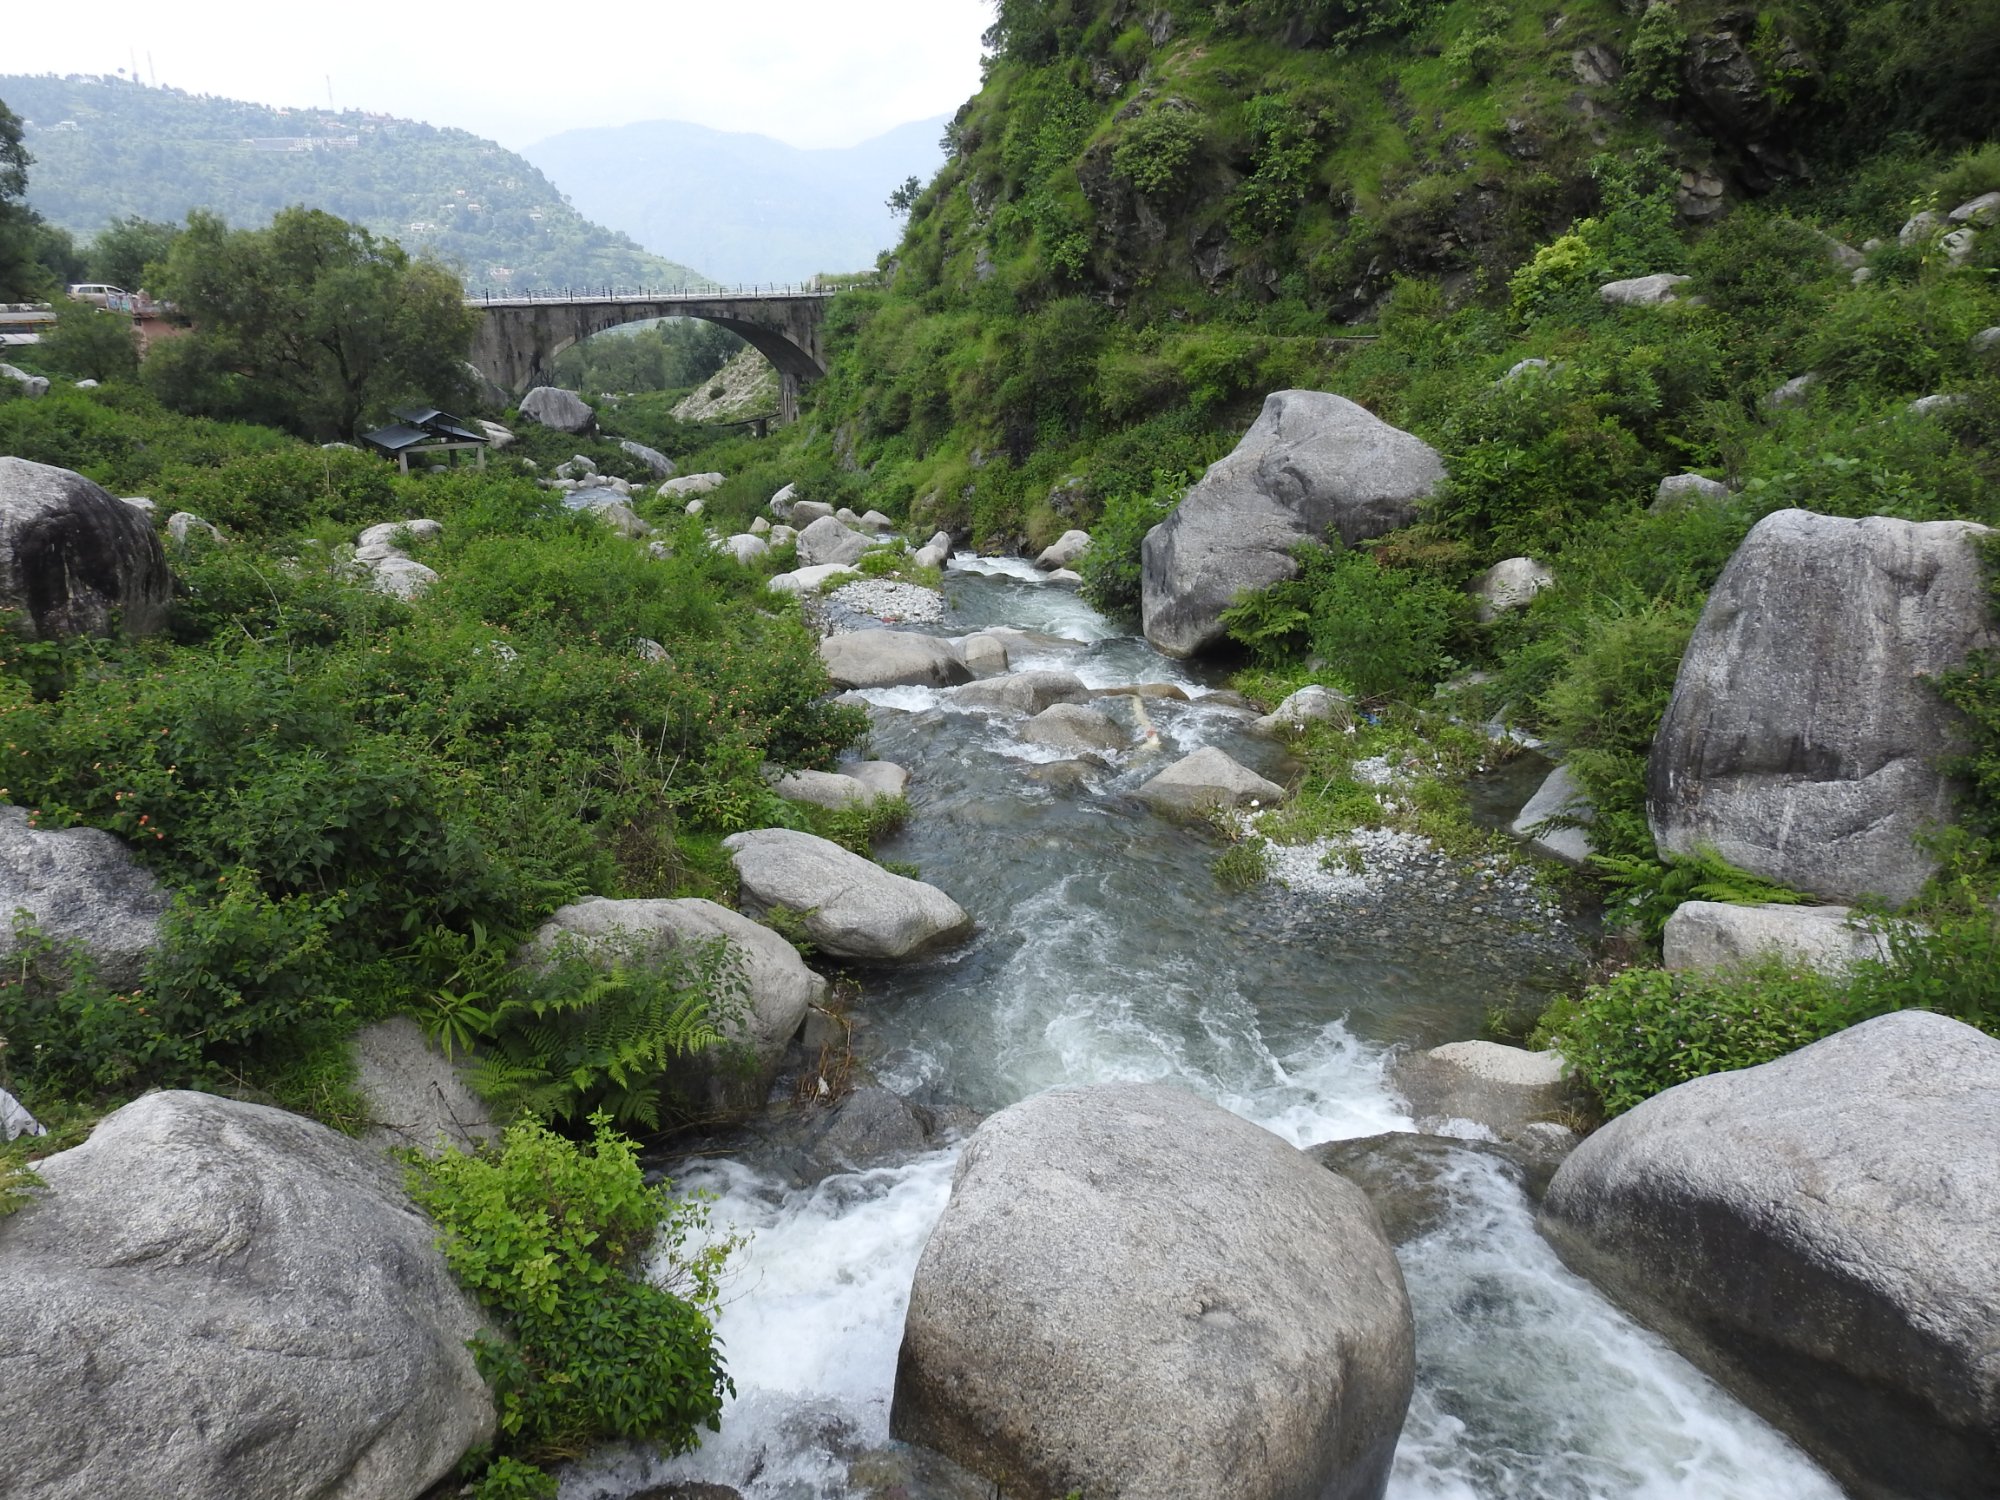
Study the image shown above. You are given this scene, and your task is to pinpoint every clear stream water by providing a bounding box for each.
[564,560,1842,1500]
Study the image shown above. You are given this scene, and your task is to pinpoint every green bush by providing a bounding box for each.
[1224,545,1464,698]
[406,1116,735,1485]
[1077,470,1190,617]
[1111,107,1204,198]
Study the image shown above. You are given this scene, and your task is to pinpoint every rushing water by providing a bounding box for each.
[562,559,1841,1500]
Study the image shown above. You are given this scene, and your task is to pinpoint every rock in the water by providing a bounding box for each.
[1252,683,1349,736]
[1389,1041,1576,1139]
[659,473,724,500]
[820,630,971,690]
[1018,702,1128,754]
[518,385,595,433]
[1662,900,1890,976]
[349,1015,498,1157]
[771,767,879,811]
[860,509,895,531]
[619,438,676,478]
[1311,1132,1549,1245]
[0,458,173,639]
[911,542,948,570]
[892,1082,1415,1500]
[1648,509,1997,904]
[0,1091,493,1500]
[529,896,825,1107]
[0,805,170,988]
[946,669,1089,715]
[767,563,860,595]
[1510,764,1595,866]
[1135,745,1286,814]
[796,515,873,569]
[957,633,1010,674]
[806,1086,931,1174]
[1540,1011,2000,1500]
[789,499,834,526]
[1474,557,1554,621]
[1140,391,1444,657]
[718,533,769,566]
[1598,273,1691,306]
[1035,529,1092,570]
[847,760,910,800]
[723,828,971,962]
[166,511,222,548]
[1650,473,1731,513]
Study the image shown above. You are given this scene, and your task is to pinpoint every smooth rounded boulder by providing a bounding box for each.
[528,896,827,1109]
[0,805,171,988]
[796,514,874,569]
[1140,391,1444,657]
[1648,509,1998,904]
[1136,745,1286,814]
[1541,1011,2000,1500]
[722,828,971,961]
[0,1091,493,1500]
[892,1082,1414,1500]
[946,669,1089,714]
[1662,900,1890,976]
[517,385,594,433]
[0,457,173,639]
[819,630,972,690]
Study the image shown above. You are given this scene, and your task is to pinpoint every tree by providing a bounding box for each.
[146,207,477,440]
[38,300,140,382]
[886,175,923,218]
[0,98,47,300]
[87,216,182,293]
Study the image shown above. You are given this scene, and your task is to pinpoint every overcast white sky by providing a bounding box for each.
[6,0,994,149]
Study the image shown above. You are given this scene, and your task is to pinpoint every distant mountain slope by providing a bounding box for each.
[1,74,709,291]
[522,116,947,285]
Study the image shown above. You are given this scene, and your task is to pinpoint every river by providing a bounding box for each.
[565,557,1842,1500]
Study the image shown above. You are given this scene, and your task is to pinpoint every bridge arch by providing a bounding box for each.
[465,289,836,423]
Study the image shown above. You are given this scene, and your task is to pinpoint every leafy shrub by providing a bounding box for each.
[1622,2,1687,103]
[151,446,397,537]
[1801,279,1989,399]
[1224,545,1464,698]
[1111,107,1204,198]
[1932,142,2000,210]
[405,1116,735,1485]
[1077,470,1190,617]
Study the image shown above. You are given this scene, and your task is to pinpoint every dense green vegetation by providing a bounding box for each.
[0,74,708,292]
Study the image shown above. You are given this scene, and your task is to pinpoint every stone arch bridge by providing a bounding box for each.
[465,285,842,424]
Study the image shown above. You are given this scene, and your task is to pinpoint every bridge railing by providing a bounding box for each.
[467,279,881,305]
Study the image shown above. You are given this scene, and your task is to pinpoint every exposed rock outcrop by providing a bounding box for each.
[0,1091,493,1500]
[349,1015,498,1157]
[796,515,874,569]
[893,1082,1414,1500]
[1474,557,1554,620]
[1140,392,1444,656]
[1540,1012,2000,1500]
[1648,509,1998,904]
[1017,702,1128,754]
[0,458,173,639]
[518,386,594,433]
[1661,901,1890,976]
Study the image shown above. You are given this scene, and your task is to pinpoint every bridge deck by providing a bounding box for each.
[467,285,848,308]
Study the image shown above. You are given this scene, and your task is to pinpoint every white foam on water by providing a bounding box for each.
[1385,1152,1843,1500]
[841,684,946,714]
[945,551,1046,580]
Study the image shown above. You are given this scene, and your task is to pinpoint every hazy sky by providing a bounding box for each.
[6,0,994,149]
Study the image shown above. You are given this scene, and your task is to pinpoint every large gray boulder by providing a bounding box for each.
[349,1015,498,1157]
[789,499,834,526]
[1,362,50,398]
[1252,683,1349,737]
[1662,900,1891,976]
[1018,702,1128,754]
[1510,764,1595,867]
[722,828,971,962]
[1651,473,1732,514]
[0,1091,493,1500]
[528,896,826,1108]
[618,438,675,478]
[1540,1011,2000,1500]
[770,767,884,811]
[0,458,172,639]
[1035,529,1092,570]
[820,630,971,690]
[517,385,594,433]
[0,806,170,988]
[945,669,1089,715]
[659,473,725,500]
[1598,273,1691,306]
[1648,509,1998,904]
[796,514,874,569]
[1136,746,1286,815]
[892,1082,1414,1500]
[1141,392,1444,657]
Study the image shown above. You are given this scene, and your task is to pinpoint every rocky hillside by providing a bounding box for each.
[0,73,707,291]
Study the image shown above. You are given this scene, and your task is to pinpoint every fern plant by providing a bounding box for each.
[469,942,743,1130]
[1592,845,1805,942]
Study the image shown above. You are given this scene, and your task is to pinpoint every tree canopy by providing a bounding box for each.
[146,207,477,440]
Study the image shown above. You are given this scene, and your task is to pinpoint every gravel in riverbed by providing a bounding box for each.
[825,579,948,627]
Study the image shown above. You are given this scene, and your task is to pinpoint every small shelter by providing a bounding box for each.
[360,406,489,473]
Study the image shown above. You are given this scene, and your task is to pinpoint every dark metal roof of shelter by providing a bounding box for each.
[359,422,434,454]
[392,406,486,443]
